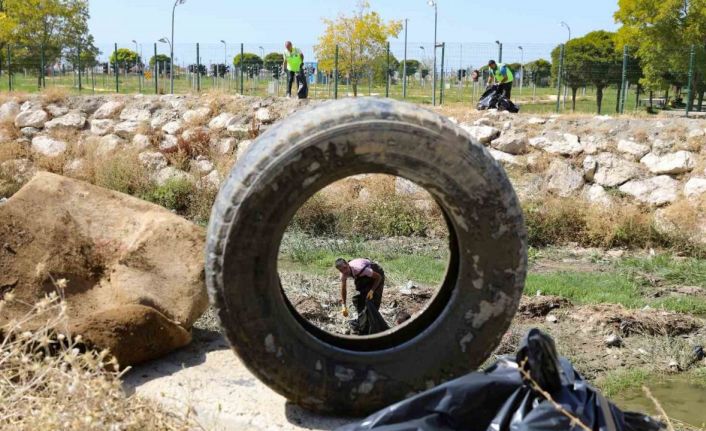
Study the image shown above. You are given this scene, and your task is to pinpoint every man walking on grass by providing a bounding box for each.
[282,41,304,98]
[335,258,386,335]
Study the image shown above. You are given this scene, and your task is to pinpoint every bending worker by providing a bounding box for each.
[282,40,304,98]
[335,258,385,334]
[487,60,514,99]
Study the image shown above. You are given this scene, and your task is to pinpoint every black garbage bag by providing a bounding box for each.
[297,70,309,99]
[338,329,663,431]
[356,298,389,335]
[477,84,519,113]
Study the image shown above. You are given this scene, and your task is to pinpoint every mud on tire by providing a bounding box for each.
[206,98,527,415]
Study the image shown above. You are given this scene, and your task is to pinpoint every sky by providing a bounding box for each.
[88,0,620,67]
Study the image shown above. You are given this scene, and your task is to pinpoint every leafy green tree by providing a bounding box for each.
[109,48,139,70]
[263,52,283,78]
[188,64,206,76]
[233,53,263,77]
[398,59,420,77]
[149,54,171,74]
[210,63,228,78]
[371,51,398,85]
[524,59,552,86]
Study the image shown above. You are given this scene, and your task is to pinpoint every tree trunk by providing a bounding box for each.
[596,86,604,114]
[615,81,622,113]
[698,89,704,111]
[571,87,578,112]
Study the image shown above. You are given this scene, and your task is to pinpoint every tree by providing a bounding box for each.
[264,52,284,78]
[398,59,420,77]
[233,53,263,77]
[109,48,139,71]
[371,51,398,85]
[62,0,99,69]
[210,63,229,78]
[524,59,552,86]
[150,54,171,74]
[615,0,706,110]
[188,64,206,76]
[315,1,402,96]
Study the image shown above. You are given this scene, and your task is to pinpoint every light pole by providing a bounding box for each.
[560,21,571,109]
[169,0,187,94]
[561,21,571,41]
[427,0,438,106]
[495,40,502,63]
[403,18,408,98]
[518,46,524,97]
[132,40,141,92]
[158,37,172,86]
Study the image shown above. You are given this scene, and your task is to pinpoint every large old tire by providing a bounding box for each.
[206,98,527,415]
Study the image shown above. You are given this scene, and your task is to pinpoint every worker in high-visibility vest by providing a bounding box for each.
[487,60,514,99]
[282,41,304,98]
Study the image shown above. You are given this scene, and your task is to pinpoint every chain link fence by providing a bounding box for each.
[0,40,702,115]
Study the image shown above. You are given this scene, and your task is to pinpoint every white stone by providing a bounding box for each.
[255,108,272,123]
[150,110,177,129]
[202,170,221,189]
[215,138,236,155]
[0,101,20,122]
[154,167,192,186]
[582,156,598,181]
[617,139,650,160]
[235,139,252,161]
[651,139,673,155]
[160,134,179,152]
[192,156,214,174]
[183,107,211,124]
[15,109,49,129]
[226,116,249,133]
[31,136,67,157]
[527,117,547,125]
[162,120,183,135]
[138,151,168,171]
[460,124,501,144]
[529,133,582,156]
[98,134,124,155]
[20,127,40,138]
[45,111,86,130]
[491,132,529,155]
[114,121,140,138]
[592,152,642,187]
[90,119,114,136]
[472,118,493,127]
[93,101,124,119]
[395,177,424,196]
[120,107,151,122]
[684,178,706,201]
[63,159,85,175]
[619,176,679,206]
[488,149,522,167]
[132,134,152,150]
[583,184,612,207]
[581,136,609,155]
[209,113,234,131]
[545,159,585,197]
[45,104,69,117]
[640,151,695,175]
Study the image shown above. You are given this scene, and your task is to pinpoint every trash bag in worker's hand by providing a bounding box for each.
[337,328,663,431]
[357,299,389,335]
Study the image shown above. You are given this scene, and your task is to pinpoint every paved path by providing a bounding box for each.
[124,329,353,430]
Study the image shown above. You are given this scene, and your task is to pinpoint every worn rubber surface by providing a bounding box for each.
[206,98,527,415]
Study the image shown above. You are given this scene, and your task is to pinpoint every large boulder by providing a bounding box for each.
[183,107,211,124]
[93,100,124,119]
[45,111,86,130]
[591,152,641,187]
[491,132,529,155]
[208,112,234,131]
[90,119,115,136]
[685,177,706,201]
[529,133,582,156]
[31,136,67,157]
[545,159,584,197]
[460,124,500,145]
[0,173,208,367]
[619,175,679,206]
[15,109,49,129]
[640,151,695,175]
[0,100,20,122]
[617,139,650,160]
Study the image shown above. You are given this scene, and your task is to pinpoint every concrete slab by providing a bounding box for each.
[124,329,353,430]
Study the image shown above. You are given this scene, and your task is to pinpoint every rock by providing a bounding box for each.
[63,159,85,175]
[254,108,273,123]
[160,134,179,152]
[132,134,152,150]
[235,139,253,160]
[15,109,49,129]
[31,136,67,157]
[138,151,168,171]
[604,334,623,348]
[120,107,151,122]
[162,120,183,135]
[183,107,211,124]
[546,314,558,324]
[685,178,706,201]
[0,101,20,122]
[154,167,192,186]
[226,115,250,133]
[617,139,650,160]
[668,360,680,372]
[619,175,679,206]
[150,110,177,129]
[395,177,424,196]
[652,139,673,155]
[20,127,40,138]
[208,112,234,131]
[491,132,529,155]
[202,170,222,189]
[529,133,582,156]
[98,134,124,155]
[545,159,585,197]
[400,281,418,296]
[583,184,612,207]
[77,97,104,115]
[181,127,209,142]
[93,100,124,119]
[527,117,547,125]
[592,152,642,187]
[640,151,695,175]
[472,118,493,127]
[45,104,69,117]
[215,138,236,155]
[44,111,87,131]
[90,119,114,136]
[192,156,214,174]
[0,172,208,366]
[114,121,140,138]
[582,136,609,155]
[460,124,500,144]
[582,156,598,181]
[488,149,522,167]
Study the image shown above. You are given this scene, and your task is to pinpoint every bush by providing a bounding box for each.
[141,178,195,213]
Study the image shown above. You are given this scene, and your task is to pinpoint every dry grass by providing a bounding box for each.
[40,87,71,105]
[0,290,197,430]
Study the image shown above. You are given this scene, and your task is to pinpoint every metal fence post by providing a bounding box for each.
[556,44,564,113]
[7,45,11,92]
[403,19,408,99]
[619,45,628,114]
[239,43,244,95]
[77,42,82,92]
[439,42,445,105]
[114,43,119,93]
[385,42,390,98]
[334,45,339,100]
[686,44,696,117]
[196,43,201,93]
[154,43,158,94]
[40,44,45,89]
